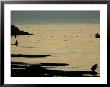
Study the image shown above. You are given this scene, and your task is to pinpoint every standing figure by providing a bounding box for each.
[91,64,98,73]
[15,40,18,46]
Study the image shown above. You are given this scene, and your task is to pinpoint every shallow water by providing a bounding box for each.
[11,23,100,76]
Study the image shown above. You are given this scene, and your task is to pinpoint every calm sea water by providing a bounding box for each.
[11,23,100,76]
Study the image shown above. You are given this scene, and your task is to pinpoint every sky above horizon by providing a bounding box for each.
[11,11,100,24]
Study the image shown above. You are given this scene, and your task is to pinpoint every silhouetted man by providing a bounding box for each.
[91,64,98,73]
[15,40,18,46]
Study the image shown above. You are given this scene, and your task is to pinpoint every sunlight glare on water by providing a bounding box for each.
[11,23,100,74]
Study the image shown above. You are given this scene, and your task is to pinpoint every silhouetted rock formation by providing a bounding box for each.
[11,25,33,35]
[95,33,100,38]
[11,62,99,77]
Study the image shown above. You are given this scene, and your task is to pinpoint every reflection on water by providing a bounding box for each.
[11,23,100,76]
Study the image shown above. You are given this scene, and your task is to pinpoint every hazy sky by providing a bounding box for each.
[11,11,100,24]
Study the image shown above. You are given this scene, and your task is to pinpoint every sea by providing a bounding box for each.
[11,23,100,76]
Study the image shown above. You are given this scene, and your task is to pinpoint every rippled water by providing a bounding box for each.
[11,23,100,76]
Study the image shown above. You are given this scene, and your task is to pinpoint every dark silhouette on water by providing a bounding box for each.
[95,33,100,38]
[11,25,33,35]
[91,64,98,75]
[11,40,18,46]
[11,62,99,77]
[40,63,69,66]
[15,40,18,46]
[11,54,51,58]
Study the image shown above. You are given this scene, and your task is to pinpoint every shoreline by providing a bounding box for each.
[11,62,99,77]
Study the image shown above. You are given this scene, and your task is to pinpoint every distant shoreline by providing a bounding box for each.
[12,22,100,25]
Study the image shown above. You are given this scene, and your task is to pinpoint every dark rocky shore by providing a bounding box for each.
[11,25,33,35]
[11,62,99,77]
